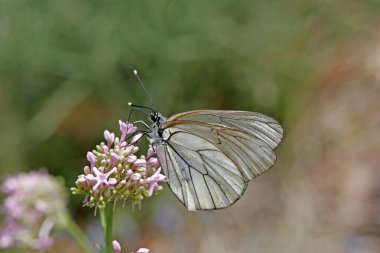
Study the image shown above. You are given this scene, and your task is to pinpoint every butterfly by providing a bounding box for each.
[130,71,283,211]
[135,108,283,211]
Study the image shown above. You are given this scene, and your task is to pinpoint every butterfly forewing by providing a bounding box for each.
[166,110,283,149]
[153,110,283,211]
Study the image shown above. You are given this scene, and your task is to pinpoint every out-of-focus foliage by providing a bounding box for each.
[1,0,380,252]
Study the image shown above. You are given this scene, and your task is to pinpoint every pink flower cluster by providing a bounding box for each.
[71,120,166,210]
[0,171,67,250]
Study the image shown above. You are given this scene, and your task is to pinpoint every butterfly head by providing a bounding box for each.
[150,112,160,123]
[149,111,166,124]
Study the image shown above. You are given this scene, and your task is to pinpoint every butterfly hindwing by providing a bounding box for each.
[155,127,247,210]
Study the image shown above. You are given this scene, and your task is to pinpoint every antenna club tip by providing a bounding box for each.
[133,70,138,75]
[128,102,133,106]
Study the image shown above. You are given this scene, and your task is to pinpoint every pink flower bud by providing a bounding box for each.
[130,133,143,145]
[123,145,134,156]
[126,169,133,177]
[136,248,150,253]
[131,173,141,181]
[147,146,155,159]
[102,145,109,153]
[77,175,87,183]
[104,130,115,147]
[112,240,121,253]
[147,157,160,169]
[133,159,146,167]
[110,153,119,165]
[127,155,137,163]
[86,152,97,169]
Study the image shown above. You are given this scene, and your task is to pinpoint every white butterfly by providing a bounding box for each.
[144,109,283,211]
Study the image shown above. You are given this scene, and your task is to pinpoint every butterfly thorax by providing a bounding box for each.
[147,112,167,145]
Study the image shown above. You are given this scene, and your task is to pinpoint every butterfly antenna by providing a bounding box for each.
[134,70,156,109]
[128,102,154,112]
[127,102,151,122]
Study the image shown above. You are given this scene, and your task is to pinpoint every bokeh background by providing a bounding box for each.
[1,0,380,252]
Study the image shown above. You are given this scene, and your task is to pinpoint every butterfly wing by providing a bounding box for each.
[167,110,283,149]
[155,110,283,211]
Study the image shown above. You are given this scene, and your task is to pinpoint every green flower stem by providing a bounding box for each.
[65,217,92,253]
[106,206,114,253]
[99,207,107,241]
[99,206,114,253]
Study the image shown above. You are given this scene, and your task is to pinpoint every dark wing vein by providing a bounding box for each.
[164,146,185,202]
[169,141,237,203]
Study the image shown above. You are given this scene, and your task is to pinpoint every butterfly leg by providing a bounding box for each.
[133,120,150,129]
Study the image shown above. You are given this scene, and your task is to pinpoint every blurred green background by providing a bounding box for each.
[1,0,380,252]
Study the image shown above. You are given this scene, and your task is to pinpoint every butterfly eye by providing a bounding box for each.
[150,113,155,121]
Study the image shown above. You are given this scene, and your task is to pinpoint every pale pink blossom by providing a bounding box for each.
[85,167,117,191]
[119,121,137,142]
[141,168,166,197]
[73,121,166,210]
